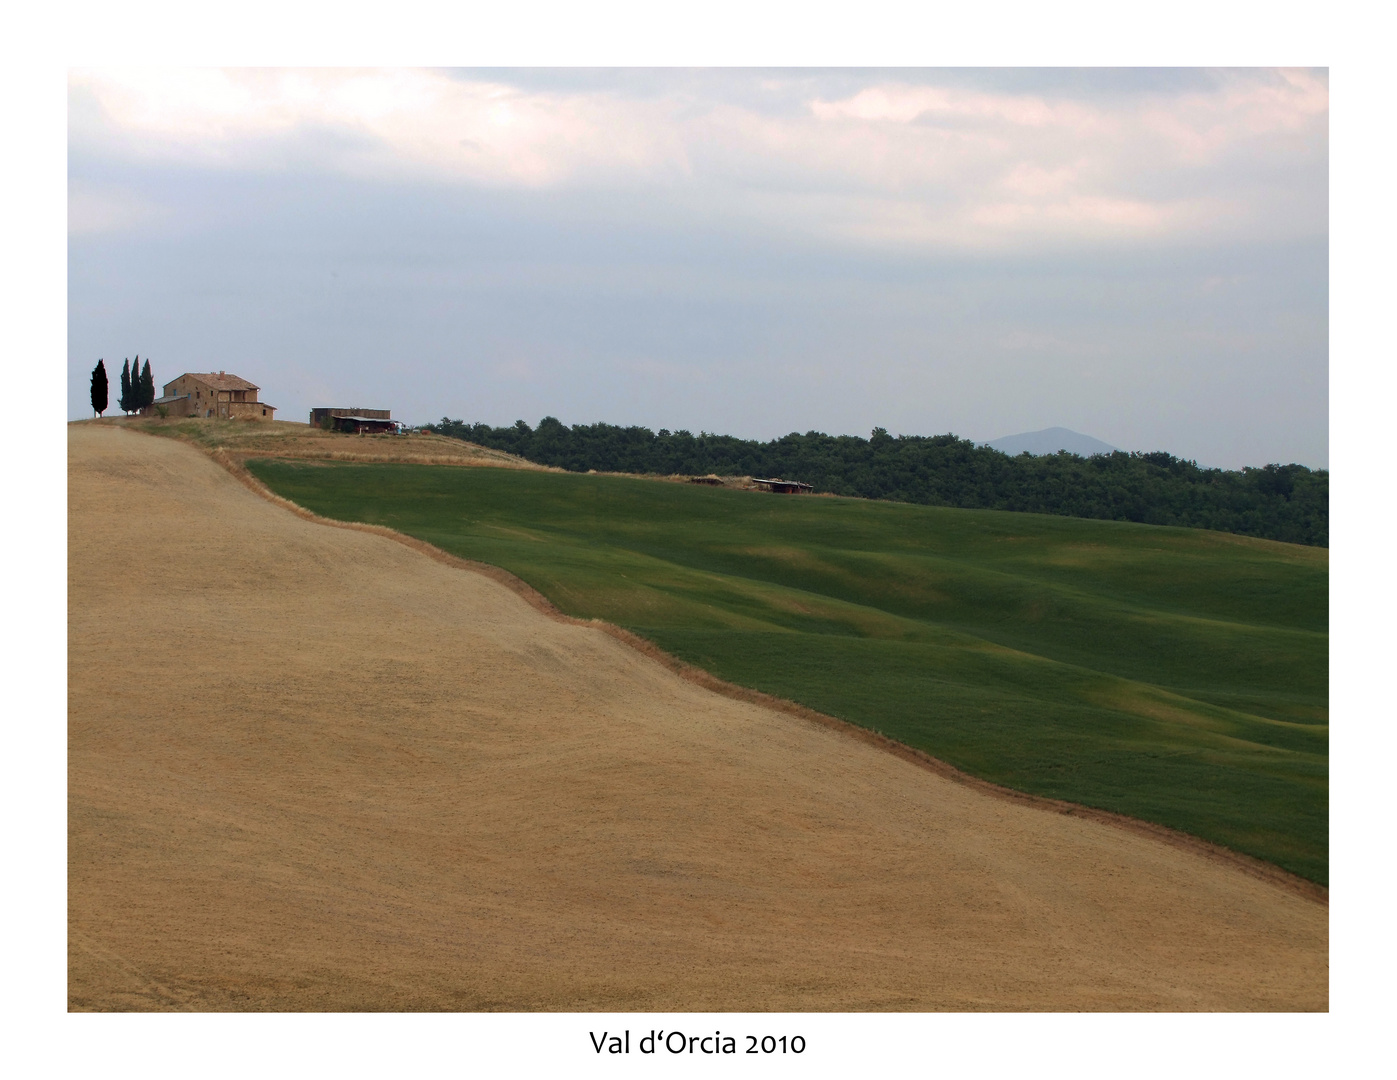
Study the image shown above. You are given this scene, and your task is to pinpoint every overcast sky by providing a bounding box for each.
[68,67,1328,468]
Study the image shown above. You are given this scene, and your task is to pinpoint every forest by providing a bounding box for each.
[425,417,1329,547]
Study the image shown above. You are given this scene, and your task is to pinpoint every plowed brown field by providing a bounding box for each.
[68,425,1328,1010]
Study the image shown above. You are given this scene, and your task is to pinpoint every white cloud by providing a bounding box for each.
[70,68,689,187]
[809,82,1103,132]
[69,68,1327,252]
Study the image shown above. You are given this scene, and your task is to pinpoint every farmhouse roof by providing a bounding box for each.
[183,372,260,391]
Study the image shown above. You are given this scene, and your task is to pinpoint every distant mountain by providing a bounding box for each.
[986,427,1117,458]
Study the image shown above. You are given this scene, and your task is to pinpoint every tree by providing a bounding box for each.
[118,359,132,414]
[139,358,154,411]
[90,360,108,417]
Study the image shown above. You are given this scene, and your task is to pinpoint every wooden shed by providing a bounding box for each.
[309,408,404,434]
[752,478,814,494]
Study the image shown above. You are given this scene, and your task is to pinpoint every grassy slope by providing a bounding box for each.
[248,460,1329,883]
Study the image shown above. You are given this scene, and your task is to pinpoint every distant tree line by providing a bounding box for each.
[425,416,1329,547]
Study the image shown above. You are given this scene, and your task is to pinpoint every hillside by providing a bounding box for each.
[427,417,1328,546]
[248,461,1330,885]
[70,425,1327,1010]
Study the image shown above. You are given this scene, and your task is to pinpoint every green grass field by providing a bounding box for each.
[248,460,1329,883]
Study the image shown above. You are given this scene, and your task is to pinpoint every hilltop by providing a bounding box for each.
[985,426,1118,456]
[81,416,544,471]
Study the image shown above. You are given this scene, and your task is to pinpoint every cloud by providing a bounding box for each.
[69,68,1326,254]
[67,180,164,236]
[69,68,690,187]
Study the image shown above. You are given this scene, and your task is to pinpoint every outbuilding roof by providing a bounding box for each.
[754,477,813,491]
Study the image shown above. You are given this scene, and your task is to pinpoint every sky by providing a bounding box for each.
[68,67,1329,468]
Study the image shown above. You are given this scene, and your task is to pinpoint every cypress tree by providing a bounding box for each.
[119,359,132,414]
[140,358,154,410]
[90,360,108,417]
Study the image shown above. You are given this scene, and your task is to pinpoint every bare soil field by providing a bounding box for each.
[68,424,1328,1010]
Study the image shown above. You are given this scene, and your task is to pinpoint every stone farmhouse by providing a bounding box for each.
[146,372,277,421]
